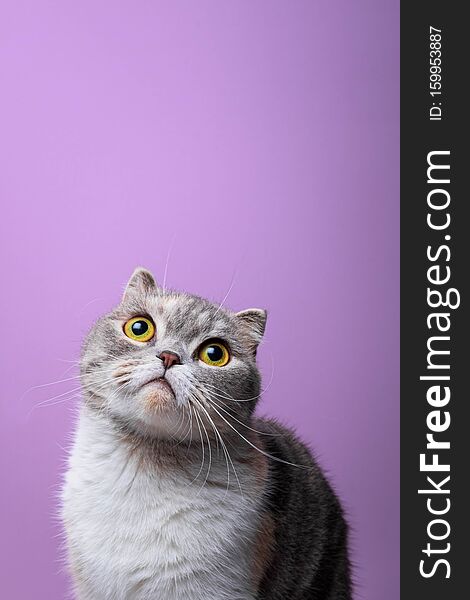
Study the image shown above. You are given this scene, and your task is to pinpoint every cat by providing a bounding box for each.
[62,267,352,600]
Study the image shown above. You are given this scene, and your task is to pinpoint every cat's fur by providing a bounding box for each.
[62,268,351,599]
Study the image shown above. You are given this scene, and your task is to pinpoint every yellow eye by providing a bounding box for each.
[198,341,230,367]
[123,317,155,342]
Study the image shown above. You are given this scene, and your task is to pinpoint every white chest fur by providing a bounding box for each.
[62,411,262,600]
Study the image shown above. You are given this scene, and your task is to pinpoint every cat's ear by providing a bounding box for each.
[235,309,267,353]
[123,267,158,300]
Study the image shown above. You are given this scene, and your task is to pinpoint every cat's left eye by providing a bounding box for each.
[123,317,155,342]
[198,340,230,367]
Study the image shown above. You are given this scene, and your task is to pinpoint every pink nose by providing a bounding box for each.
[159,351,181,370]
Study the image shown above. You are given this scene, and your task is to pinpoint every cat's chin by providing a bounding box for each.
[125,380,188,439]
[141,377,176,411]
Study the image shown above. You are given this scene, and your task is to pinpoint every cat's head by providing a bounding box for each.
[80,267,267,440]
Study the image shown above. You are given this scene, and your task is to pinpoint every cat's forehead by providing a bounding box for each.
[122,290,233,340]
[158,294,229,337]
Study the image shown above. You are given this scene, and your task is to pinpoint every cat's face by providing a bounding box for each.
[80,268,266,440]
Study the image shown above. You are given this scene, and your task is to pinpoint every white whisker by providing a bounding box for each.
[190,409,207,484]
[194,404,213,494]
[213,268,238,316]
[162,233,176,292]
[208,396,283,437]
[206,401,306,469]
[191,392,243,498]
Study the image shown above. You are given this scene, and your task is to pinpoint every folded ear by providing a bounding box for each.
[123,267,158,300]
[235,308,267,353]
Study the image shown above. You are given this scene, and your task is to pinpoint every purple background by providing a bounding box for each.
[0,1,399,598]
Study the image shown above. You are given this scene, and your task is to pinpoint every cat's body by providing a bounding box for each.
[64,409,264,600]
[62,268,351,599]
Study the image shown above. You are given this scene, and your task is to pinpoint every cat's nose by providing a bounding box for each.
[159,351,181,370]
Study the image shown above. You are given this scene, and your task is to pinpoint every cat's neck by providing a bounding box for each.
[74,404,258,484]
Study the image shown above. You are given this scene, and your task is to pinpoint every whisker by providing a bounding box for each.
[213,268,238,316]
[194,404,213,494]
[28,370,128,417]
[21,375,82,400]
[24,361,124,401]
[190,409,207,484]
[27,386,84,415]
[208,396,283,437]
[170,406,193,446]
[29,393,82,412]
[205,402,307,469]
[56,358,80,364]
[191,393,244,498]
[168,406,187,441]
[191,395,231,496]
[202,356,275,402]
[187,402,194,448]
[203,384,262,404]
[184,402,195,457]
[162,233,176,292]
